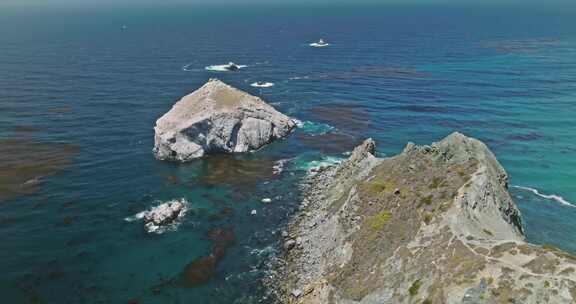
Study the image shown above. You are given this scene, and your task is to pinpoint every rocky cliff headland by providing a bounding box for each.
[269,133,576,304]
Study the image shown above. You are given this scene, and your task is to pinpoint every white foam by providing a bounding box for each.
[293,120,335,135]
[511,186,575,208]
[272,158,293,175]
[250,82,274,88]
[124,210,147,222]
[302,156,343,172]
[292,118,304,128]
[205,64,248,72]
[249,245,275,256]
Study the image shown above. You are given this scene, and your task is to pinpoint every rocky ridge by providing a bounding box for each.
[270,132,576,304]
[153,79,296,161]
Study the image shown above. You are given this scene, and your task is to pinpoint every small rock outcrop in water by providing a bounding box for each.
[127,199,188,234]
[153,79,296,161]
[269,133,576,304]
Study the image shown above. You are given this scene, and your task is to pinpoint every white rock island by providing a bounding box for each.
[153,79,296,161]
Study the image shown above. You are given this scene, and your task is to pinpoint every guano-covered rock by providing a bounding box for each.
[153,79,296,161]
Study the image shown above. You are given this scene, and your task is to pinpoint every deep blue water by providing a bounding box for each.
[1,4,575,303]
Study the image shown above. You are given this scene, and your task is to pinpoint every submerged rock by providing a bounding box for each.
[270,132,576,304]
[153,79,296,161]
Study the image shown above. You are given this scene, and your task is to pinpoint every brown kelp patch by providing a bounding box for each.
[506,132,545,142]
[180,228,236,287]
[11,126,40,136]
[480,38,561,54]
[165,174,180,185]
[206,227,235,257]
[297,132,360,155]
[0,138,79,202]
[208,207,234,222]
[314,66,428,81]
[196,154,277,188]
[47,106,72,114]
[181,255,217,287]
[309,104,370,133]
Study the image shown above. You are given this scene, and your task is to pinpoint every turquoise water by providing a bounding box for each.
[0,3,575,303]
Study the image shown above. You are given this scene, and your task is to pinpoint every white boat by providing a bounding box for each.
[250,82,274,88]
[205,62,247,72]
[223,62,240,71]
[309,38,330,48]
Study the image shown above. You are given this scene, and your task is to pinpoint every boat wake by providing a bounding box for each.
[512,185,575,208]
[288,75,310,81]
[182,63,199,72]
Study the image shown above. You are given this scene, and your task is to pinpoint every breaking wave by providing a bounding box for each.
[512,186,575,208]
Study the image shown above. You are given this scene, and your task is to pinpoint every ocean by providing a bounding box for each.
[1,3,575,303]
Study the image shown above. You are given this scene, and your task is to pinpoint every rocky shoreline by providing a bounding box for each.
[267,133,576,304]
